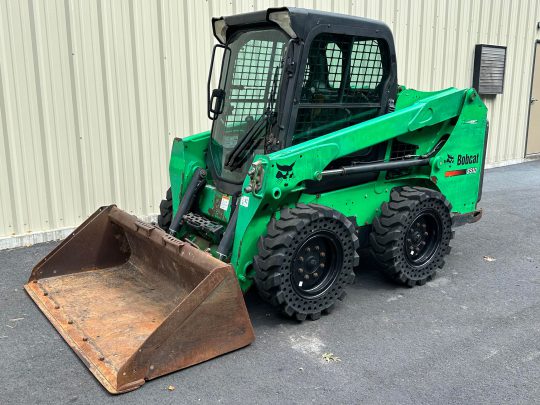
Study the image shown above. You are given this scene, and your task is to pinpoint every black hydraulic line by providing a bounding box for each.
[321,157,431,178]
[215,199,239,261]
[169,168,207,235]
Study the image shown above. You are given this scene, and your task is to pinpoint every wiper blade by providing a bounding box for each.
[225,65,281,171]
[225,113,268,170]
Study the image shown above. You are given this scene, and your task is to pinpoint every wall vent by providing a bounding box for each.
[472,44,507,95]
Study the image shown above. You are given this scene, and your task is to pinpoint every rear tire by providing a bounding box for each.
[254,204,359,321]
[369,186,453,287]
[157,188,173,231]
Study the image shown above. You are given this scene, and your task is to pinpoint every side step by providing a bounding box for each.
[184,212,224,242]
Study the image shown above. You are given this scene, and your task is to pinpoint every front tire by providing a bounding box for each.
[157,188,173,231]
[369,186,453,287]
[254,204,359,321]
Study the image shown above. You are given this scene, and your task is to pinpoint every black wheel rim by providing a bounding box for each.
[291,231,343,299]
[404,210,443,267]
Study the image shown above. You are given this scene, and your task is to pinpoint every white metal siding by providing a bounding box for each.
[1,0,539,241]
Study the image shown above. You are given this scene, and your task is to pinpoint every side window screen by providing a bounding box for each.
[350,40,383,90]
[293,34,389,146]
[326,43,342,89]
[300,35,345,104]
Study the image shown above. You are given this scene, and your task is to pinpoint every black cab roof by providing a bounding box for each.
[213,7,393,44]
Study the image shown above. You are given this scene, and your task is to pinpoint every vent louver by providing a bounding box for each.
[473,44,507,95]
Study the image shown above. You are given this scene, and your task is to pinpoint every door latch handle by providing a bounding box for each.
[531,97,538,104]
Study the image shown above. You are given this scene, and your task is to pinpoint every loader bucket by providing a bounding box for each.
[24,205,255,394]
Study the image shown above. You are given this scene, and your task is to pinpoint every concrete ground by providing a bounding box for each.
[1,161,540,404]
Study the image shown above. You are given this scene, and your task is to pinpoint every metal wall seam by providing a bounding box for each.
[0,0,539,240]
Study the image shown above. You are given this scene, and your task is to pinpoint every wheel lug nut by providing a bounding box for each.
[304,275,309,280]
[299,256,304,262]
[315,245,320,251]
[306,247,311,252]
[320,252,326,257]
[424,232,428,236]
[320,263,325,269]
[313,272,318,277]
[422,223,427,229]
[298,268,304,273]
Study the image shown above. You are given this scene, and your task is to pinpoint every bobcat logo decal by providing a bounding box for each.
[444,153,455,164]
[276,162,295,180]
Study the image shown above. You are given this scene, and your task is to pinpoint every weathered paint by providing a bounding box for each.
[24,205,254,393]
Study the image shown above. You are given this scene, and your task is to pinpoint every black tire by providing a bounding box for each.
[157,188,173,231]
[369,186,453,287]
[253,204,359,321]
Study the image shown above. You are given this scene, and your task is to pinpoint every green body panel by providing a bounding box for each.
[197,185,232,224]
[169,130,210,215]
[298,178,419,226]
[168,87,487,293]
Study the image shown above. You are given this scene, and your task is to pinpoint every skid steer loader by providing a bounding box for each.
[26,8,488,393]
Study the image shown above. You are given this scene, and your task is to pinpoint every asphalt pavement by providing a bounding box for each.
[1,160,540,404]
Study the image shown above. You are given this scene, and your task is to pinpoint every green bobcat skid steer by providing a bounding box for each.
[25,8,487,394]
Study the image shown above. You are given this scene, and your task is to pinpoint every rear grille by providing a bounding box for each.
[390,140,419,160]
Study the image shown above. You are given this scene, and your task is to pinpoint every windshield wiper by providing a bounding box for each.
[225,112,269,170]
[225,66,280,171]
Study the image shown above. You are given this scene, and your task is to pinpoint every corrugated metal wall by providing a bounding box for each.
[1,0,539,242]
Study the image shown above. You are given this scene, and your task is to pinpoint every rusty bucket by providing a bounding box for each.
[24,205,255,394]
